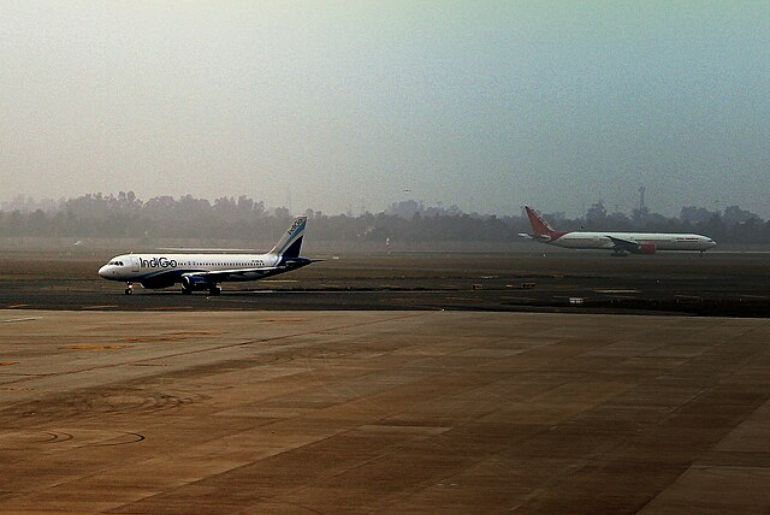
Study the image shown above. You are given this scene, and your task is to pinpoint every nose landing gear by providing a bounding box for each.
[124,282,134,295]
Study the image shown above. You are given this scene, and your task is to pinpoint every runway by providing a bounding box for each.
[2,250,770,316]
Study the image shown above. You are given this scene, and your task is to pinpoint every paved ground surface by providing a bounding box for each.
[1,309,769,514]
[1,250,770,316]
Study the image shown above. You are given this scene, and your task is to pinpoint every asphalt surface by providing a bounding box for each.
[1,250,769,316]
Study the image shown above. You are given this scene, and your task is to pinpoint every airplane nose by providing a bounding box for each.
[98,265,109,278]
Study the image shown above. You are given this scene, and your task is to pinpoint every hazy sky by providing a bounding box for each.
[2,1,769,217]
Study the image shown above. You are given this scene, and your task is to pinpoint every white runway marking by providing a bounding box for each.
[0,317,41,323]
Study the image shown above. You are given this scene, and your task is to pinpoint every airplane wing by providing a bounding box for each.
[182,267,275,281]
[180,255,320,284]
[606,235,641,253]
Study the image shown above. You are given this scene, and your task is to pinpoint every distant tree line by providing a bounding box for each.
[0,194,768,244]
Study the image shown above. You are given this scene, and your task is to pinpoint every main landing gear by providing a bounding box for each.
[179,283,221,295]
[124,282,134,295]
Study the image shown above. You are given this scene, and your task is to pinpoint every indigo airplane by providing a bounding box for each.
[98,216,315,294]
[521,206,716,255]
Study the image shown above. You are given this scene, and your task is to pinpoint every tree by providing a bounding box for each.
[585,202,607,228]
[723,205,758,226]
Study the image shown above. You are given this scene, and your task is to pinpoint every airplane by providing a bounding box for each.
[520,206,717,255]
[98,216,315,295]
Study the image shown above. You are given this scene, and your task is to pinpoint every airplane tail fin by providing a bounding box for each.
[524,206,556,238]
[269,216,307,258]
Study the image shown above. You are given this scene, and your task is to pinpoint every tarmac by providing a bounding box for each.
[1,250,770,316]
[1,309,770,514]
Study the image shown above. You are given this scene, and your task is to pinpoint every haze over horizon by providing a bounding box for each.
[2,2,769,217]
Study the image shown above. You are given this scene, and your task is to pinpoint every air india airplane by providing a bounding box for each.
[521,206,716,255]
[98,216,316,294]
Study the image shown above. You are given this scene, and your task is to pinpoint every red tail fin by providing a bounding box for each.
[525,206,555,237]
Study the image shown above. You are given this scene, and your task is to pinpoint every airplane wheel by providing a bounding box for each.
[182,288,192,295]
[209,286,221,296]
[124,288,132,295]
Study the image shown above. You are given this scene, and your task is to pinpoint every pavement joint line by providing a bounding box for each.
[0,317,41,323]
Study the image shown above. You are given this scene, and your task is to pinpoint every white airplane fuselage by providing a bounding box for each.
[99,252,281,283]
[542,231,716,252]
[523,206,716,255]
[98,216,312,294]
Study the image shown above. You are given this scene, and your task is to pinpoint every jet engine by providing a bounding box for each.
[183,275,211,290]
[639,242,657,255]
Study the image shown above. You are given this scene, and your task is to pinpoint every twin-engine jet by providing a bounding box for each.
[521,206,716,255]
[98,216,315,295]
